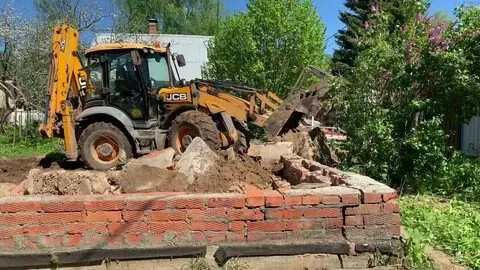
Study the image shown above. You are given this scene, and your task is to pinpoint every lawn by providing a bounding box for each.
[0,139,61,158]
[401,195,480,269]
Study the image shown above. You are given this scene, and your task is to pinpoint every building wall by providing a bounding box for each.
[461,116,480,156]
[92,33,212,81]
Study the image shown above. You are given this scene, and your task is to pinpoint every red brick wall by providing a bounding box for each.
[0,186,400,253]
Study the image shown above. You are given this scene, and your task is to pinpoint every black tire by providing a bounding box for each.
[78,122,133,171]
[169,110,222,153]
[234,129,250,154]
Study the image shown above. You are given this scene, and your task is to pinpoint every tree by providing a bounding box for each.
[34,0,105,32]
[332,0,406,75]
[333,0,480,200]
[115,0,224,35]
[203,0,327,98]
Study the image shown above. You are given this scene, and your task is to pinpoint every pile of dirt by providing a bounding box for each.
[280,131,317,160]
[0,157,42,184]
[114,153,273,194]
[26,169,111,195]
[112,165,189,193]
[192,154,273,192]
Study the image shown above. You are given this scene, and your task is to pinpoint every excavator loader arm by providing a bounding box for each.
[40,24,88,159]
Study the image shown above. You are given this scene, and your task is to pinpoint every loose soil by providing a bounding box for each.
[0,157,43,184]
[1,150,275,195]
[0,153,79,184]
[116,154,273,194]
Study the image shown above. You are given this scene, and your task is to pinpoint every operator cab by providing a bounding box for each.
[83,43,186,127]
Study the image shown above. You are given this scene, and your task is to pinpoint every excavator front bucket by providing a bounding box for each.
[263,66,331,141]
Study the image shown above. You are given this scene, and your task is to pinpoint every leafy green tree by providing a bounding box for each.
[332,0,408,75]
[334,0,480,200]
[115,0,224,35]
[203,0,327,98]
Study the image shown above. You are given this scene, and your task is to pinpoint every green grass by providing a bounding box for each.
[0,138,62,158]
[401,195,480,269]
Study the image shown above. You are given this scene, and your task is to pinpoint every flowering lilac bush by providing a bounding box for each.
[333,0,480,201]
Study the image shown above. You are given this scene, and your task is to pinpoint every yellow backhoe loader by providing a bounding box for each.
[40,24,326,171]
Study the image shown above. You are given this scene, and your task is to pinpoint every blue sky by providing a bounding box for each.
[4,0,470,54]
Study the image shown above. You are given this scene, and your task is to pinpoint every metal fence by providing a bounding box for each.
[4,109,43,126]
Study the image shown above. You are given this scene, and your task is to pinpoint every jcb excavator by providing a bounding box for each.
[40,24,326,171]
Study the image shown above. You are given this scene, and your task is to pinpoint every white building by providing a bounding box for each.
[92,33,212,81]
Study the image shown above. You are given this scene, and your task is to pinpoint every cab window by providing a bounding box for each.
[144,54,171,89]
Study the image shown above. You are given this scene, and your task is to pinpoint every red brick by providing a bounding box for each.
[242,184,265,207]
[341,194,361,205]
[149,221,188,233]
[124,234,143,245]
[167,199,205,209]
[226,209,263,221]
[265,208,302,219]
[148,234,164,245]
[207,197,245,208]
[345,204,381,215]
[0,213,38,225]
[0,202,41,213]
[191,221,227,231]
[42,201,84,212]
[23,224,64,236]
[122,211,145,222]
[85,200,124,211]
[326,218,343,229]
[345,216,363,226]
[364,193,382,204]
[107,222,148,235]
[264,190,284,207]
[321,195,341,205]
[205,232,226,243]
[302,196,320,205]
[106,235,124,246]
[383,200,400,213]
[190,231,206,241]
[284,196,302,206]
[147,210,186,221]
[389,224,401,236]
[364,214,401,226]
[229,221,245,232]
[247,232,286,241]
[82,211,122,222]
[226,232,245,242]
[0,227,21,238]
[285,220,321,230]
[39,212,82,223]
[42,235,63,247]
[0,238,15,249]
[84,234,106,246]
[66,223,106,234]
[247,221,285,232]
[187,209,226,220]
[126,200,166,211]
[303,208,340,218]
[382,192,398,202]
[64,234,82,247]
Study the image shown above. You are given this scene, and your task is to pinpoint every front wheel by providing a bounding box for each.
[169,110,222,153]
[78,122,133,171]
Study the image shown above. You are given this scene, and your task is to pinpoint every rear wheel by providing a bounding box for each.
[78,122,133,171]
[169,110,222,153]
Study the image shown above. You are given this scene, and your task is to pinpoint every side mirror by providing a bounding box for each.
[131,51,142,65]
[176,54,186,67]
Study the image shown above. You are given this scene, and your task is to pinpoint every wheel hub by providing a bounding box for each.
[91,137,119,163]
[97,143,114,158]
